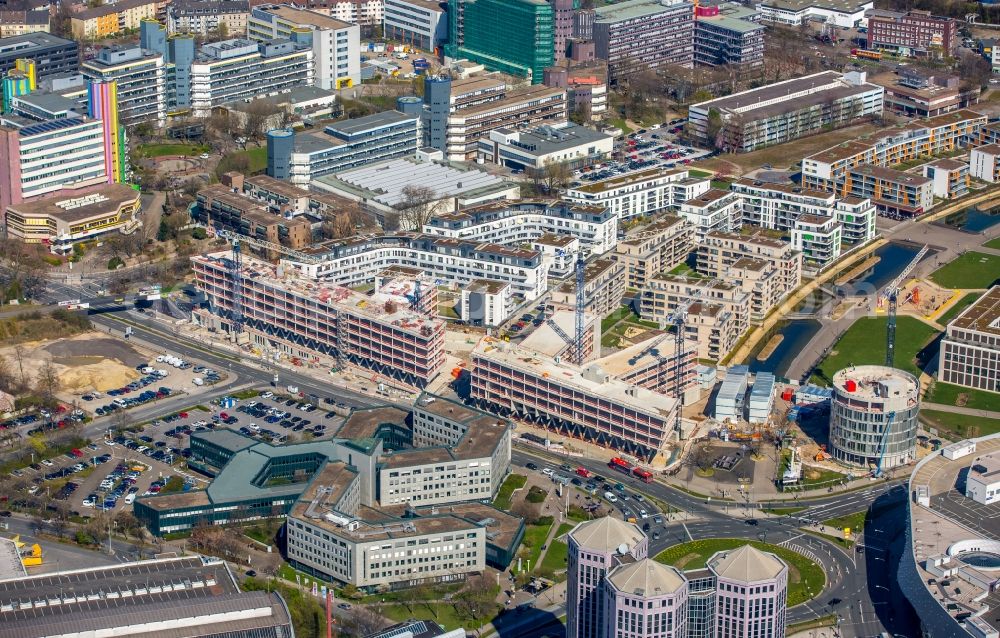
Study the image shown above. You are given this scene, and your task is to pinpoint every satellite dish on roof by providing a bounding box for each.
[618,543,629,555]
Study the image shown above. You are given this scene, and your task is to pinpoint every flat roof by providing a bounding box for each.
[974,143,1000,155]
[0,538,24,582]
[682,188,735,208]
[254,3,353,30]
[733,178,833,200]
[7,183,139,223]
[831,364,918,400]
[950,286,1000,336]
[758,0,871,12]
[460,85,564,117]
[501,122,612,155]
[696,12,764,33]
[570,167,687,194]
[619,215,688,245]
[326,109,415,136]
[520,309,598,358]
[595,0,693,22]
[851,163,932,185]
[694,71,874,115]
[467,278,511,293]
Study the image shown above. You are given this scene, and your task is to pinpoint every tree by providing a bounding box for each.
[35,360,60,409]
[393,185,437,230]
[542,159,571,194]
[343,606,387,636]
[511,499,542,525]
[242,101,281,143]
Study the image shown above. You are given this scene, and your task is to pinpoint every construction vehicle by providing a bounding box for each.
[814,444,831,462]
[10,535,42,566]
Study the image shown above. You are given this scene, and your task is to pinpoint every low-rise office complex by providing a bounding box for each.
[192,251,446,387]
[477,121,614,173]
[866,9,957,58]
[937,286,1000,395]
[564,168,710,222]
[688,71,884,152]
[871,70,979,118]
[0,33,78,81]
[755,0,871,26]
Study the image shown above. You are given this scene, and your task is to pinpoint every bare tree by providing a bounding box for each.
[393,185,437,231]
[342,606,387,637]
[36,360,60,409]
[242,101,281,143]
[542,159,571,194]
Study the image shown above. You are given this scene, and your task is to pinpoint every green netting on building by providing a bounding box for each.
[447,0,554,82]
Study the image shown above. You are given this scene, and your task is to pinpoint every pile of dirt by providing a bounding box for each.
[59,362,139,392]
[0,332,146,395]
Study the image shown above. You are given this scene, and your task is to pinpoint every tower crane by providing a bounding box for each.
[878,245,928,368]
[547,252,587,365]
[660,282,718,433]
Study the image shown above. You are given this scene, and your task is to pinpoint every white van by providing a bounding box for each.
[192,377,204,386]
[604,492,618,503]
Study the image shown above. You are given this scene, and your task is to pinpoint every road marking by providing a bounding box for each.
[682,522,693,541]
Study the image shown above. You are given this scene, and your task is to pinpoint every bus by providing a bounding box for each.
[632,468,653,483]
[851,48,882,61]
[609,457,632,475]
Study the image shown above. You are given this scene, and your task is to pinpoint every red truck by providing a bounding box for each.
[576,467,591,478]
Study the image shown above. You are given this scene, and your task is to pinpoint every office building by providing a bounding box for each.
[0,9,49,38]
[566,519,789,638]
[938,286,1000,395]
[471,335,681,460]
[549,257,626,318]
[266,110,419,184]
[192,251,446,387]
[0,556,295,638]
[697,231,802,320]
[639,275,750,361]
[477,121,614,173]
[0,118,110,212]
[871,69,979,118]
[970,144,1000,183]
[965,453,1000,505]
[614,215,694,290]
[802,109,985,200]
[189,38,315,115]
[542,64,608,119]
[139,19,196,113]
[677,188,742,238]
[424,198,618,256]
[314,156,518,224]
[80,45,166,127]
[86,79,127,184]
[445,0,554,81]
[384,0,447,51]
[568,517,648,638]
[249,4,361,90]
[593,0,694,84]
[921,158,968,199]
[693,3,765,69]
[755,0,871,26]
[285,231,549,301]
[3,183,141,253]
[866,9,957,58]
[0,33,77,81]
[71,0,158,40]
[565,167,710,221]
[689,71,884,152]
[829,365,919,469]
[167,0,250,36]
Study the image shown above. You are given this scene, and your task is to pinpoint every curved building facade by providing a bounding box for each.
[830,365,919,469]
[708,545,788,638]
[603,559,689,638]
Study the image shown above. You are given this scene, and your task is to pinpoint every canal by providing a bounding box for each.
[747,318,822,378]
[843,242,928,292]
[937,201,1000,233]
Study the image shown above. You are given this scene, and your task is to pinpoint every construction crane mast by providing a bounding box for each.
[573,254,586,365]
[230,235,244,335]
[879,245,929,368]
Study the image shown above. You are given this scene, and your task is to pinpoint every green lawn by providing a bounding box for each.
[382,602,468,632]
[929,252,1000,289]
[608,118,633,134]
[938,292,982,326]
[519,521,554,573]
[601,306,632,332]
[216,146,268,175]
[537,523,574,580]
[920,409,1000,439]
[601,305,659,348]
[823,510,867,535]
[811,316,939,385]
[492,473,527,510]
[925,381,1000,412]
[984,237,1000,250]
[655,539,825,606]
[136,143,210,158]
[688,169,712,178]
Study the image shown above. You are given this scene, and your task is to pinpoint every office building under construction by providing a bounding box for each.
[191,251,445,387]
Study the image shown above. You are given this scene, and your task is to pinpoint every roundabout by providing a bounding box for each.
[654,538,827,606]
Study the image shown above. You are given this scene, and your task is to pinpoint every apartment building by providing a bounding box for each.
[922,158,968,199]
[287,233,549,301]
[639,275,750,361]
[866,9,957,58]
[166,0,250,35]
[191,184,313,248]
[477,121,614,173]
[0,118,110,213]
[564,168,710,222]
[266,110,418,185]
[677,188,742,238]
[790,214,842,269]
[693,3,764,69]
[802,109,986,206]
[846,164,934,217]
[593,0,694,84]
[190,38,314,115]
[938,286,1000,394]
[81,45,166,127]
[755,0,871,27]
[0,33,78,80]
[192,251,446,387]
[228,172,366,236]
[3,183,141,253]
[249,4,361,90]
[614,215,694,290]
[970,144,1000,183]
[688,71,884,152]
[383,0,446,51]
[470,336,680,461]
[462,279,512,326]
[549,257,626,319]
[0,9,49,38]
[445,0,553,82]
[697,231,802,319]
[312,0,383,26]
[424,199,617,256]
[71,0,158,39]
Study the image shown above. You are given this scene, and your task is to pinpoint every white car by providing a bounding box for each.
[105,440,118,447]
[639,509,649,519]
[41,459,54,467]
[604,492,619,503]
[541,468,554,476]
[199,153,210,159]
[82,498,95,508]
[262,392,274,399]
[27,485,39,495]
